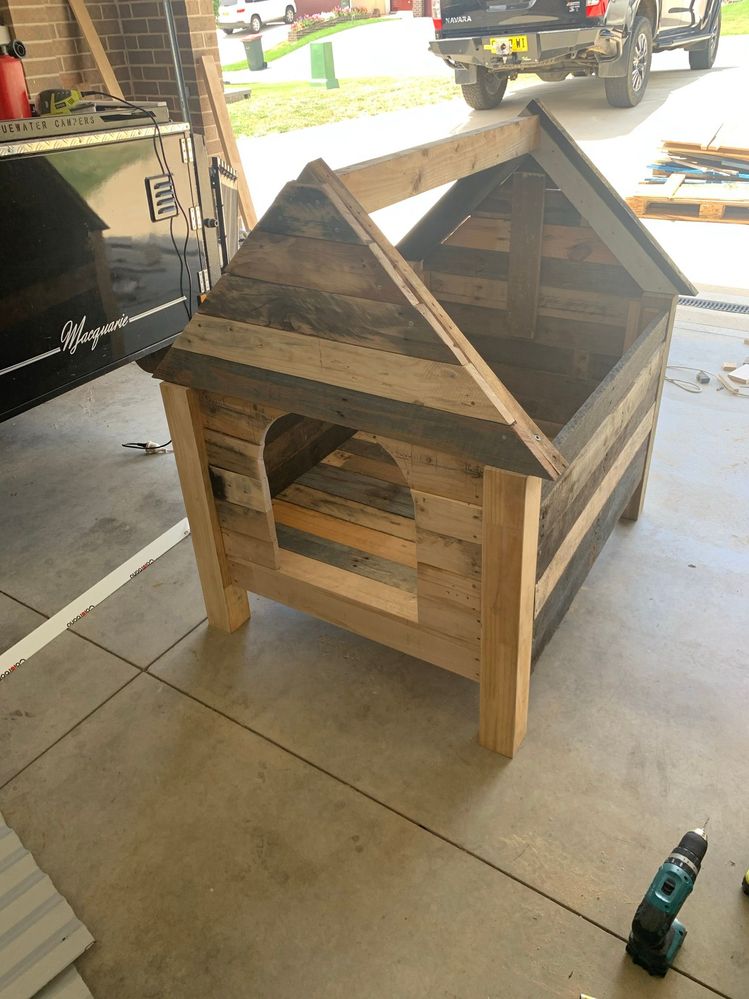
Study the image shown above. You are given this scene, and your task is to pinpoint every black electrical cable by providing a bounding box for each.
[83,91,193,320]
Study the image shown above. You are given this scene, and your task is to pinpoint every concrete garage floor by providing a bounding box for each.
[2,307,748,997]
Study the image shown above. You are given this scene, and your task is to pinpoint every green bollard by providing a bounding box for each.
[310,41,339,90]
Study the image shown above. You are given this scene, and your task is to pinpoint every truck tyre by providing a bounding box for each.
[689,12,720,69]
[604,15,652,107]
[461,69,508,110]
[250,14,262,32]
[284,5,296,22]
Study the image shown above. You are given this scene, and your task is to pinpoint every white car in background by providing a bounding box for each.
[217,0,296,34]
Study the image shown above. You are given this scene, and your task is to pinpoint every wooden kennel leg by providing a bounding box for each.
[479,469,541,758]
[161,383,250,632]
[621,296,678,522]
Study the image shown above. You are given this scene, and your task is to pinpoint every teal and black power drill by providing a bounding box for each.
[626,827,708,976]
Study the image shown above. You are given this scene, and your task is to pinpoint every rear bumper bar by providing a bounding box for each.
[429,27,620,70]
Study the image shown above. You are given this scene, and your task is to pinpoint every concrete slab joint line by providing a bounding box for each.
[0,520,191,676]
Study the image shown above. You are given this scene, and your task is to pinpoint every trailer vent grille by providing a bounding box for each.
[678,297,749,316]
[145,173,178,222]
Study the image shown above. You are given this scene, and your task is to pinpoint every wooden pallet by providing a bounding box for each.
[628,174,749,225]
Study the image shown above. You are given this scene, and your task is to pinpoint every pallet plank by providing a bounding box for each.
[202,275,457,363]
[507,171,547,337]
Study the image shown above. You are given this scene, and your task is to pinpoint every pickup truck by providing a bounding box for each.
[429,0,722,108]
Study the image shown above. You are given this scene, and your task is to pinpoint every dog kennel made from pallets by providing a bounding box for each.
[155,102,694,758]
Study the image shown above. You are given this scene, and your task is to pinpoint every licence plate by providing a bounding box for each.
[484,35,529,55]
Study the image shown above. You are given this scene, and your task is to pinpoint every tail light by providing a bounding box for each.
[585,0,609,16]
[432,0,442,31]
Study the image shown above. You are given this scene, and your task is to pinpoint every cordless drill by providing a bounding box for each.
[626,827,708,977]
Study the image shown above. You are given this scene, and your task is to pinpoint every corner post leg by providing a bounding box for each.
[161,383,250,632]
[621,296,678,522]
[479,469,541,758]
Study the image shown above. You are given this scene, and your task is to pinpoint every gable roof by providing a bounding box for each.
[155,154,567,480]
[523,100,696,297]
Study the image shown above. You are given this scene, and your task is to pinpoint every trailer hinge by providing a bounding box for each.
[197,268,210,295]
[180,136,194,163]
[189,205,203,231]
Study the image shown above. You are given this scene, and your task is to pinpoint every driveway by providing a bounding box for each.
[237,30,749,291]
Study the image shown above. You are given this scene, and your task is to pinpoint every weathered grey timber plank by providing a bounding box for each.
[396,161,522,262]
[424,245,641,298]
[525,100,696,296]
[454,326,618,383]
[228,232,405,305]
[476,186,582,226]
[201,275,457,363]
[442,301,626,357]
[275,524,416,592]
[490,363,600,428]
[266,419,355,497]
[276,483,416,540]
[507,171,546,337]
[154,350,561,479]
[531,438,648,662]
[554,314,667,463]
[255,182,364,243]
[296,463,415,519]
[536,385,658,575]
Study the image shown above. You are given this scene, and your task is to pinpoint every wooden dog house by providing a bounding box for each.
[156,101,694,758]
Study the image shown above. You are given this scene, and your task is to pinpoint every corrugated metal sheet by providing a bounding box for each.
[34,967,92,999]
[0,811,93,999]
[34,966,92,999]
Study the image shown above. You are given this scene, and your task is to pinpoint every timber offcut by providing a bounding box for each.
[156,101,695,758]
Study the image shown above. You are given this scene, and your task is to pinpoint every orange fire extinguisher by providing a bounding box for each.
[0,25,32,120]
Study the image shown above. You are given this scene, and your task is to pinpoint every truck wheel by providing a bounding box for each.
[284,5,296,23]
[250,14,262,32]
[689,12,720,69]
[604,15,652,107]
[461,69,508,110]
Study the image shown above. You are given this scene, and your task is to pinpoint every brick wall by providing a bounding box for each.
[1,0,221,154]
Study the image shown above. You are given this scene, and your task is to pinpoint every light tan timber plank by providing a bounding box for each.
[446,216,619,265]
[229,231,404,304]
[160,383,250,632]
[376,438,485,503]
[272,500,417,567]
[416,528,482,578]
[200,55,257,229]
[336,115,540,212]
[418,563,481,612]
[535,407,654,612]
[67,0,124,98]
[507,171,546,338]
[479,470,541,757]
[412,491,482,544]
[180,314,509,424]
[230,552,480,679]
[223,528,280,570]
[621,296,678,520]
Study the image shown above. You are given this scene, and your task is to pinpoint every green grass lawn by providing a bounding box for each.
[228,76,458,137]
[722,0,749,34]
[222,17,390,70]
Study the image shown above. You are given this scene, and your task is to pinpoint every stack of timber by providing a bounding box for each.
[628,118,749,224]
[156,100,695,759]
